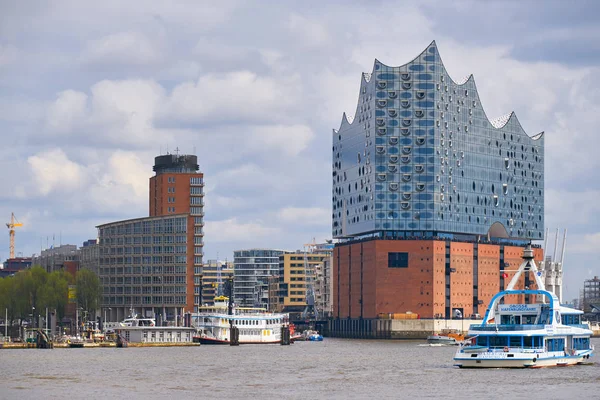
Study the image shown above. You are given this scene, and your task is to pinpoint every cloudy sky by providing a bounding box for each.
[1,0,598,300]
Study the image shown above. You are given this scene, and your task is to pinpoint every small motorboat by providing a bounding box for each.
[426,331,464,345]
[302,330,323,342]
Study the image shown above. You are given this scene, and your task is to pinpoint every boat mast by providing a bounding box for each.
[505,243,546,291]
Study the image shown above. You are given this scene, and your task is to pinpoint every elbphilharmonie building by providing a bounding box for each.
[330,42,546,336]
[332,41,544,241]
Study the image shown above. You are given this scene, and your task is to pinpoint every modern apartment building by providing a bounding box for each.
[149,153,205,311]
[97,214,192,323]
[97,152,205,322]
[233,249,287,308]
[200,259,234,305]
[331,41,545,330]
[269,249,332,319]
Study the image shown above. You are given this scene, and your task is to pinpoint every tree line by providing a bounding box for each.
[0,266,101,325]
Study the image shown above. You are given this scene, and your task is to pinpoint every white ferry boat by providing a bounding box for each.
[191,296,288,344]
[454,245,594,368]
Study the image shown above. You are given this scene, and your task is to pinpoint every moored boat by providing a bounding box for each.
[302,330,323,341]
[454,245,594,368]
[191,297,289,344]
[427,330,464,345]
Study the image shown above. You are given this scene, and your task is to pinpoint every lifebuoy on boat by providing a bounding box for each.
[503,346,509,352]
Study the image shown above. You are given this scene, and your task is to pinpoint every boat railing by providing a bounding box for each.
[470,324,545,331]
[564,324,592,329]
[463,345,546,353]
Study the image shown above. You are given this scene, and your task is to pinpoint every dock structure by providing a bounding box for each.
[328,318,483,340]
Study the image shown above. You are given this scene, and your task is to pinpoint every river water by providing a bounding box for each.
[1,338,598,400]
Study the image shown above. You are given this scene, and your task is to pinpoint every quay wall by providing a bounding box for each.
[328,318,480,339]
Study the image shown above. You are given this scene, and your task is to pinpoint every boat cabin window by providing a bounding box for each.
[500,315,523,325]
[546,338,564,352]
[488,336,508,348]
[573,337,590,350]
[561,314,581,325]
[509,336,521,347]
[538,307,551,325]
[476,336,488,347]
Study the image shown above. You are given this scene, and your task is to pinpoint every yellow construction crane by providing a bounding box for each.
[6,212,23,259]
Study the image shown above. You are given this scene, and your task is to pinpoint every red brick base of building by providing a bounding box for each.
[332,238,544,320]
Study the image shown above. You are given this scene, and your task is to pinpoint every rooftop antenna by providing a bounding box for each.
[175,147,180,156]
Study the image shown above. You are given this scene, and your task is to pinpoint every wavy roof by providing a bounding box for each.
[336,40,543,141]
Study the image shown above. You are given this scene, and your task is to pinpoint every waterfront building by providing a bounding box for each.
[0,257,32,278]
[581,276,600,314]
[200,259,234,305]
[270,251,330,316]
[79,239,99,275]
[97,151,205,323]
[149,153,205,311]
[233,249,287,308]
[32,244,79,273]
[330,41,545,335]
[97,214,192,323]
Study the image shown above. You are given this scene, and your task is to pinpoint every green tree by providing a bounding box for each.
[76,269,102,319]
[39,270,72,322]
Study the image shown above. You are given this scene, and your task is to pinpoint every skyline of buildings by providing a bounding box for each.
[0,41,594,322]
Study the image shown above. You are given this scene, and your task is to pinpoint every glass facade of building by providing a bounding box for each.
[233,249,287,308]
[332,41,544,241]
[98,214,190,322]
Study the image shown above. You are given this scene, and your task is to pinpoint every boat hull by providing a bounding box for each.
[197,336,282,345]
[454,351,593,368]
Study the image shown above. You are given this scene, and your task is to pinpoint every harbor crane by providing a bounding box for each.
[6,212,23,259]
[302,238,319,321]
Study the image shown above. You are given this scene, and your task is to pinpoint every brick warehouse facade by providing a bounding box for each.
[333,240,543,320]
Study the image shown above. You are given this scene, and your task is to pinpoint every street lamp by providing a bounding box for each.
[31,307,35,329]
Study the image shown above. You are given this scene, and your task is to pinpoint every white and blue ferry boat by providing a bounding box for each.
[454,245,594,368]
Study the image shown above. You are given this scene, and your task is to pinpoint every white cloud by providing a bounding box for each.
[212,164,272,191]
[277,207,330,226]
[287,13,332,49]
[27,148,86,196]
[44,79,169,147]
[247,124,315,157]
[204,218,281,243]
[162,71,300,124]
[564,232,600,255]
[0,44,19,67]
[45,90,88,133]
[81,31,161,66]
[545,189,600,228]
